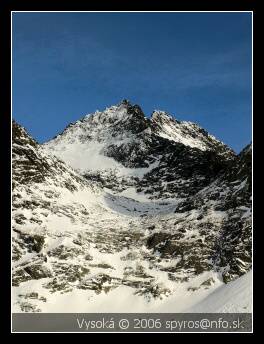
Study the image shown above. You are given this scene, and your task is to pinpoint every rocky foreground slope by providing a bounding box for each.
[12,100,252,312]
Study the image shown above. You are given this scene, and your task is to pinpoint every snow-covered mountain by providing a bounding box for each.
[12,100,252,313]
[43,100,235,197]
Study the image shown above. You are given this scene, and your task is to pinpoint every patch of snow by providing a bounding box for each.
[187,271,252,313]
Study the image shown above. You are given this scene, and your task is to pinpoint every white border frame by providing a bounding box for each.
[11,10,254,334]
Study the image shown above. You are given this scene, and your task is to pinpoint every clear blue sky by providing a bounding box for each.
[12,12,252,152]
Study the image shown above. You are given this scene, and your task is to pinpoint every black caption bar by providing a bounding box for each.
[12,313,252,332]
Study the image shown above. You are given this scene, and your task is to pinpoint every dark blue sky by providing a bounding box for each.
[12,12,252,152]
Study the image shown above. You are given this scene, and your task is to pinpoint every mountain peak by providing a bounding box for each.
[12,119,38,148]
[119,98,131,107]
[81,100,145,125]
[45,100,235,176]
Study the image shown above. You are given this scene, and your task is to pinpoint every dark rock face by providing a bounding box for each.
[146,232,169,249]
[12,120,85,191]
[212,144,252,282]
[19,233,45,253]
[168,143,252,282]
[138,143,234,199]
[12,120,49,186]
[120,101,150,134]
[12,120,92,291]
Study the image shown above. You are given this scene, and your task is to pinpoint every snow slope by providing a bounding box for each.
[12,270,252,313]
[187,271,252,313]
[151,110,223,151]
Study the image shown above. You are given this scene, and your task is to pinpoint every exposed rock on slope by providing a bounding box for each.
[44,100,235,198]
[12,101,252,313]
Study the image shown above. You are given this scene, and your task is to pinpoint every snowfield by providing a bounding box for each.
[12,270,252,313]
[186,271,252,313]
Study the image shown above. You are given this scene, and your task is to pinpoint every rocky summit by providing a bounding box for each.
[12,100,252,313]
